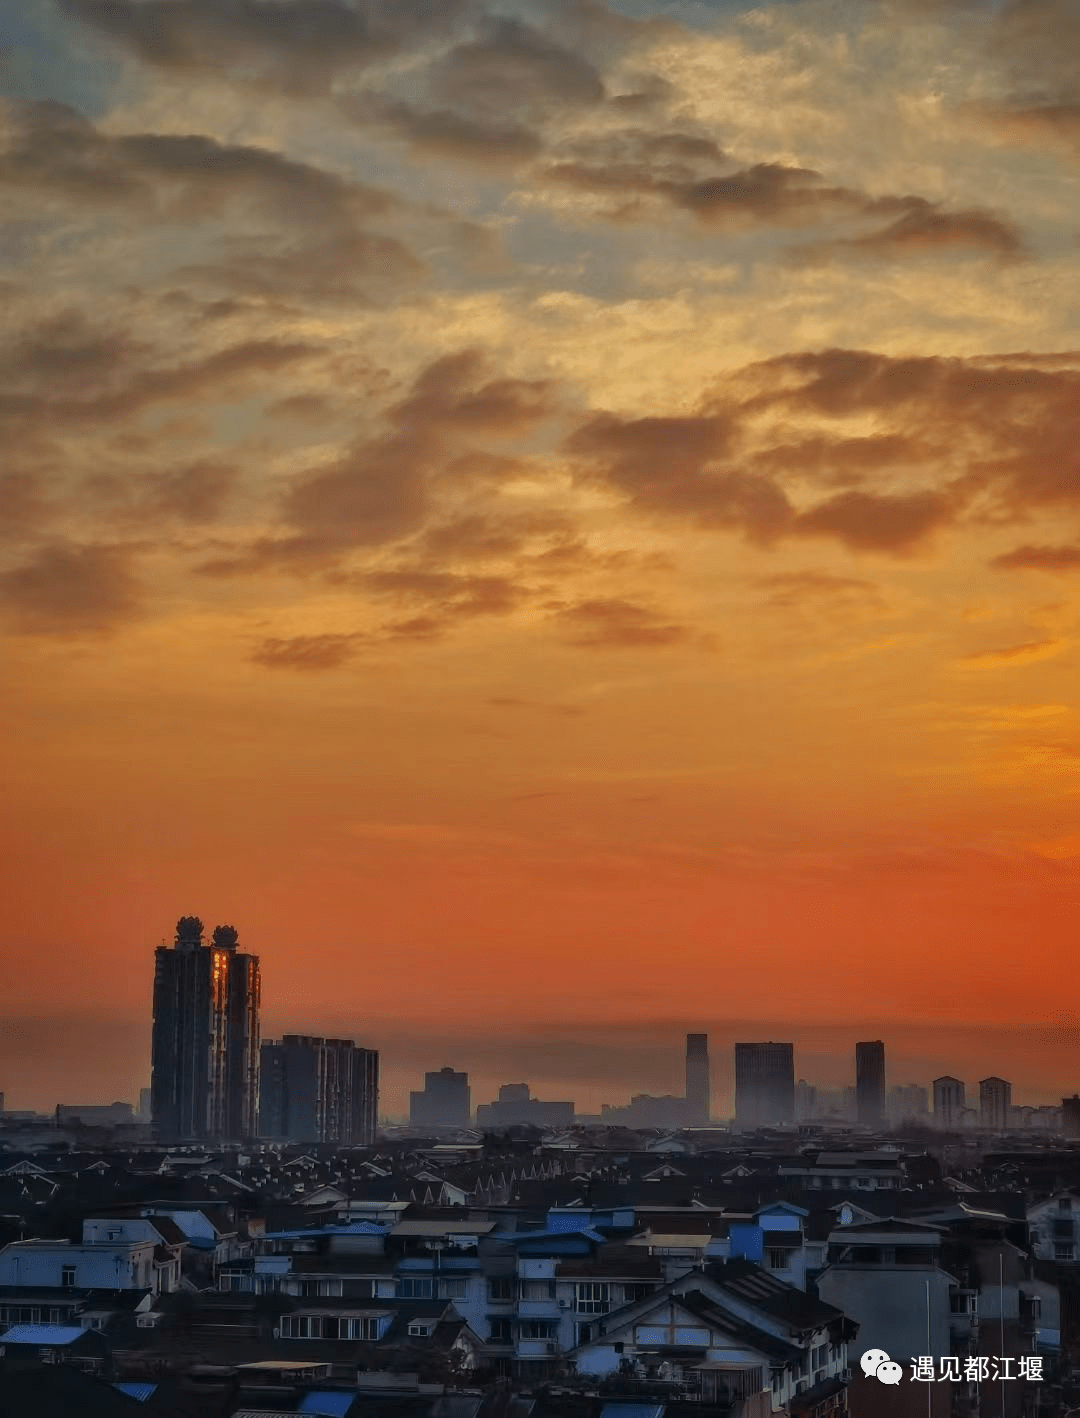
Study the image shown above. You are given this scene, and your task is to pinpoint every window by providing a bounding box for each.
[575,1282,611,1314]
[518,1320,557,1340]
[398,1277,433,1299]
[767,1249,794,1270]
[61,1266,77,1289]
[812,1344,827,1370]
[521,1279,555,1300]
[439,1278,468,1300]
[408,1320,435,1337]
[577,1322,594,1346]
[622,1283,654,1305]
[489,1319,513,1344]
[488,1277,515,1303]
[1055,1243,1075,1262]
[1059,1198,1072,1212]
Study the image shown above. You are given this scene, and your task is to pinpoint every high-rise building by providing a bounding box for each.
[409,1067,471,1128]
[979,1076,1012,1131]
[1063,1096,1080,1140]
[151,917,261,1141]
[260,1035,378,1145]
[685,1033,710,1125]
[932,1075,965,1129]
[887,1083,929,1124]
[855,1041,886,1127]
[734,1042,795,1127]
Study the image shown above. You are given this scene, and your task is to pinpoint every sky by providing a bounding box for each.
[1,0,1079,1117]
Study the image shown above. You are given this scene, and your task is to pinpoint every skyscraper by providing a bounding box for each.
[979,1076,1012,1131]
[734,1042,795,1127]
[409,1067,471,1128]
[932,1075,965,1129]
[685,1033,710,1125]
[855,1040,886,1127]
[151,917,261,1141]
[260,1035,378,1145]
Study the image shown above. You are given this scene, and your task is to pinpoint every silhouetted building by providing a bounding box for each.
[475,1083,574,1130]
[260,1035,378,1144]
[979,1076,1012,1131]
[150,917,261,1141]
[888,1083,929,1124]
[55,1102,134,1126]
[600,1093,688,1129]
[932,1075,965,1129]
[855,1040,886,1127]
[734,1042,795,1127]
[1064,1095,1080,1140]
[410,1067,470,1128]
[685,1033,710,1125]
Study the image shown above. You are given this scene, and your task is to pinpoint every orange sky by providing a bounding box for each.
[2,0,1079,1114]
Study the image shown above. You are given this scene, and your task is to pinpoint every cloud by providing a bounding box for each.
[250,632,364,671]
[0,99,396,225]
[0,542,142,635]
[991,544,1080,572]
[755,570,881,608]
[347,96,543,170]
[799,203,1025,263]
[56,0,477,95]
[957,638,1065,668]
[793,489,954,553]
[551,597,688,648]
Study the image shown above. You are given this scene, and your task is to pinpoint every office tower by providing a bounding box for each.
[979,1077,1012,1131]
[409,1067,471,1128]
[685,1033,710,1125]
[734,1042,795,1127]
[1063,1096,1080,1140]
[138,1087,152,1123]
[932,1075,965,1129]
[151,917,261,1141]
[855,1041,886,1127]
[260,1035,379,1145]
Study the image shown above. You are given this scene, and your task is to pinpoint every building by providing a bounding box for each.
[599,1094,688,1129]
[475,1084,574,1130]
[1027,1191,1080,1265]
[150,916,261,1141]
[1063,1095,1080,1139]
[854,1040,885,1127]
[979,1075,1012,1131]
[137,1087,151,1122]
[733,1042,795,1127]
[409,1067,471,1128]
[55,1102,134,1126]
[684,1033,710,1125]
[887,1083,929,1124]
[260,1035,379,1145]
[932,1075,965,1129]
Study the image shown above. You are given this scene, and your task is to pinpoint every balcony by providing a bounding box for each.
[515,1299,563,1320]
[515,1339,558,1358]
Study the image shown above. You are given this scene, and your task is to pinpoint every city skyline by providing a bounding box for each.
[3,0,1080,1129]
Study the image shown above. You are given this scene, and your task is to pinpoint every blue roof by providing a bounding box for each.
[297,1393,355,1417]
[263,1222,388,1240]
[545,1213,602,1233]
[1,1324,86,1345]
[509,1226,605,1246]
[114,1383,158,1402]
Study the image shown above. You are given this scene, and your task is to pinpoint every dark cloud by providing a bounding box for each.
[551,597,688,649]
[991,543,1080,571]
[793,489,954,553]
[148,460,238,522]
[0,542,142,635]
[749,433,925,486]
[429,17,606,121]
[57,0,477,95]
[565,412,791,541]
[799,202,1025,263]
[418,511,576,561]
[346,96,543,170]
[0,100,394,225]
[251,632,364,670]
[542,146,1024,259]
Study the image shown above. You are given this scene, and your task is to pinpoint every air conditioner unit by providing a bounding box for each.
[559,1301,571,1309]
[838,1369,852,1384]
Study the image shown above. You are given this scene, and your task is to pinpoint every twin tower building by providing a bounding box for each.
[150,916,377,1145]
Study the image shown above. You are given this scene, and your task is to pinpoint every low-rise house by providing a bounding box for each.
[0,1321,113,1377]
[1027,1190,1080,1265]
